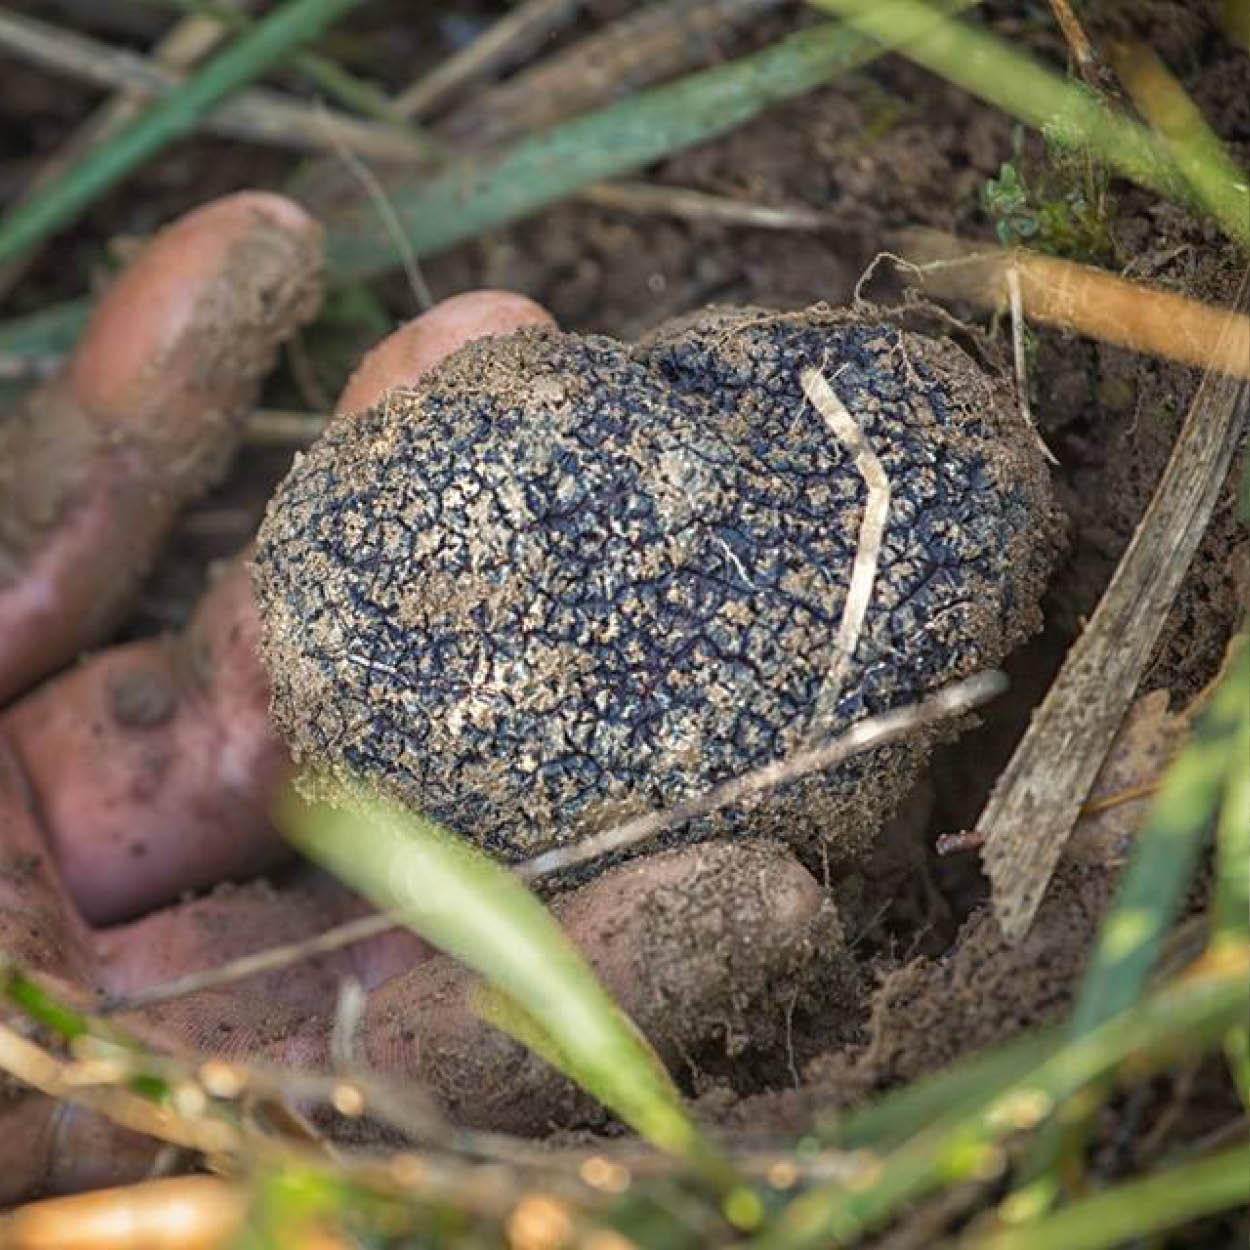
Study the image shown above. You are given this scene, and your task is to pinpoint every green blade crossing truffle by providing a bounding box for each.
[255,306,1062,868]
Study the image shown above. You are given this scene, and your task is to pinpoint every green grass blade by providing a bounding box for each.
[752,958,1247,1250]
[0,0,365,269]
[0,6,977,369]
[821,1026,1061,1150]
[1213,638,1250,953]
[1069,638,1248,1037]
[808,0,1250,244]
[1212,638,1250,1104]
[1111,44,1250,251]
[963,1145,1250,1250]
[320,5,977,281]
[1014,639,1248,1196]
[1,964,90,1042]
[275,781,735,1190]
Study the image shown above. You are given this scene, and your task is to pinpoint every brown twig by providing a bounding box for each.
[577,180,841,231]
[935,829,985,856]
[977,267,1249,940]
[1046,0,1105,91]
[890,229,1250,380]
[436,0,789,149]
[393,0,582,120]
[1078,781,1158,816]
[0,7,425,163]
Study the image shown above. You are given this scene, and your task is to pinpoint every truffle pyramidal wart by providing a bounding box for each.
[254,305,1062,869]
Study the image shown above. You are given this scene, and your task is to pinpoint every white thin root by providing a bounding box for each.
[1007,264,1059,465]
[800,366,891,741]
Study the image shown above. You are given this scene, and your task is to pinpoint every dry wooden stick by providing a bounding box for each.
[890,228,1250,380]
[0,7,239,302]
[0,6,424,163]
[978,267,1249,940]
[577,180,841,231]
[436,0,788,149]
[393,0,581,120]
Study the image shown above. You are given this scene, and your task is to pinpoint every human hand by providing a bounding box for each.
[0,195,847,1201]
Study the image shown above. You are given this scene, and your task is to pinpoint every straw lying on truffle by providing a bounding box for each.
[255,305,1062,868]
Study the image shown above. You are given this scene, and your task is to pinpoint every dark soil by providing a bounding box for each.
[1,0,1246,1241]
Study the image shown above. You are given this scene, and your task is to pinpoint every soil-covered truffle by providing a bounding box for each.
[255,305,1061,868]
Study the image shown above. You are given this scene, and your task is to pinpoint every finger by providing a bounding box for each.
[0,737,104,1203]
[290,841,856,1135]
[85,844,847,1183]
[5,289,558,924]
[0,860,430,1205]
[0,289,558,1199]
[0,1099,176,1207]
[0,192,323,705]
[87,292,561,988]
[335,290,554,415]
[3,554,289,924]
[96,865,430,1013]
[0,740,93,974]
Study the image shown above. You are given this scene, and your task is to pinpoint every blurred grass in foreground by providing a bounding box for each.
[0,2,1246,1245]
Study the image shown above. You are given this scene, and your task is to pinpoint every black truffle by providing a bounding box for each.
[255,306,1061,868]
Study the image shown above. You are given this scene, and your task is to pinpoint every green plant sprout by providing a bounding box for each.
[982,126,1114,260]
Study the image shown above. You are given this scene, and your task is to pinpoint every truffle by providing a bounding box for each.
[255,305,1061,868]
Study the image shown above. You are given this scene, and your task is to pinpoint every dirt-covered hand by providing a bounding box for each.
[0,197,848,1202]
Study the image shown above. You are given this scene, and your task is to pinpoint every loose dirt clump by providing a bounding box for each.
[843,860,1117,1085]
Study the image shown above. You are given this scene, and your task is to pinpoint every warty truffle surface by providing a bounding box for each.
[255,305,1062,867]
